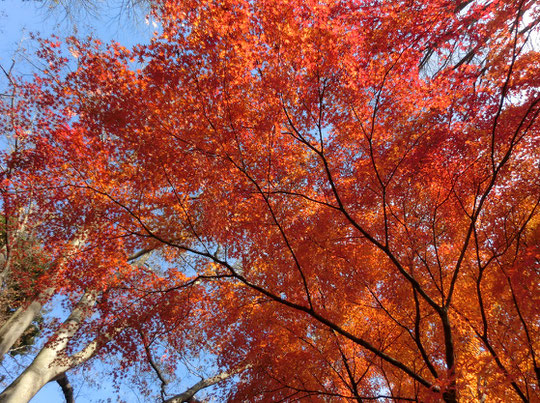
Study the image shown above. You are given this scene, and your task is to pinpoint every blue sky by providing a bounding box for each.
[0,0,154,55]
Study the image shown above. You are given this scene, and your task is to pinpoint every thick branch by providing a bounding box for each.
[55,373,74,403]
[163,368,239,403]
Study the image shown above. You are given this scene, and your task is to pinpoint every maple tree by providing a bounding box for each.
[1,0,539,401]
[0,60,232,402]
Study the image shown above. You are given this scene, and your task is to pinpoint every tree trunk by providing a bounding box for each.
[0,291,97,403]
[0,339,68,403]
[0,235,88,361]
[0,300,42,361]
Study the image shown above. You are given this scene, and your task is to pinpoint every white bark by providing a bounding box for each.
[0,247,150,402]
[0,233,88,361]
[0,291,97,403]
[0,299,43,361]
[0,338,68,403]
[0,204,35,286]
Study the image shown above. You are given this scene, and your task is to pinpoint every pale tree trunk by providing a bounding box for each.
[0,246,150,402]
[0,291,97,403]
[0,340,68,403]
[0,205,41,360]
[0,204,33,287]
[0,300,43,361]
[0,284,59,362]
[0,234,88,361]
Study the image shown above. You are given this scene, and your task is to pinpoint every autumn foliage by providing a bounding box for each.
[1,0,539,401]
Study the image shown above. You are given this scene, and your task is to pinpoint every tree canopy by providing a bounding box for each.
[1,0,539,401]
